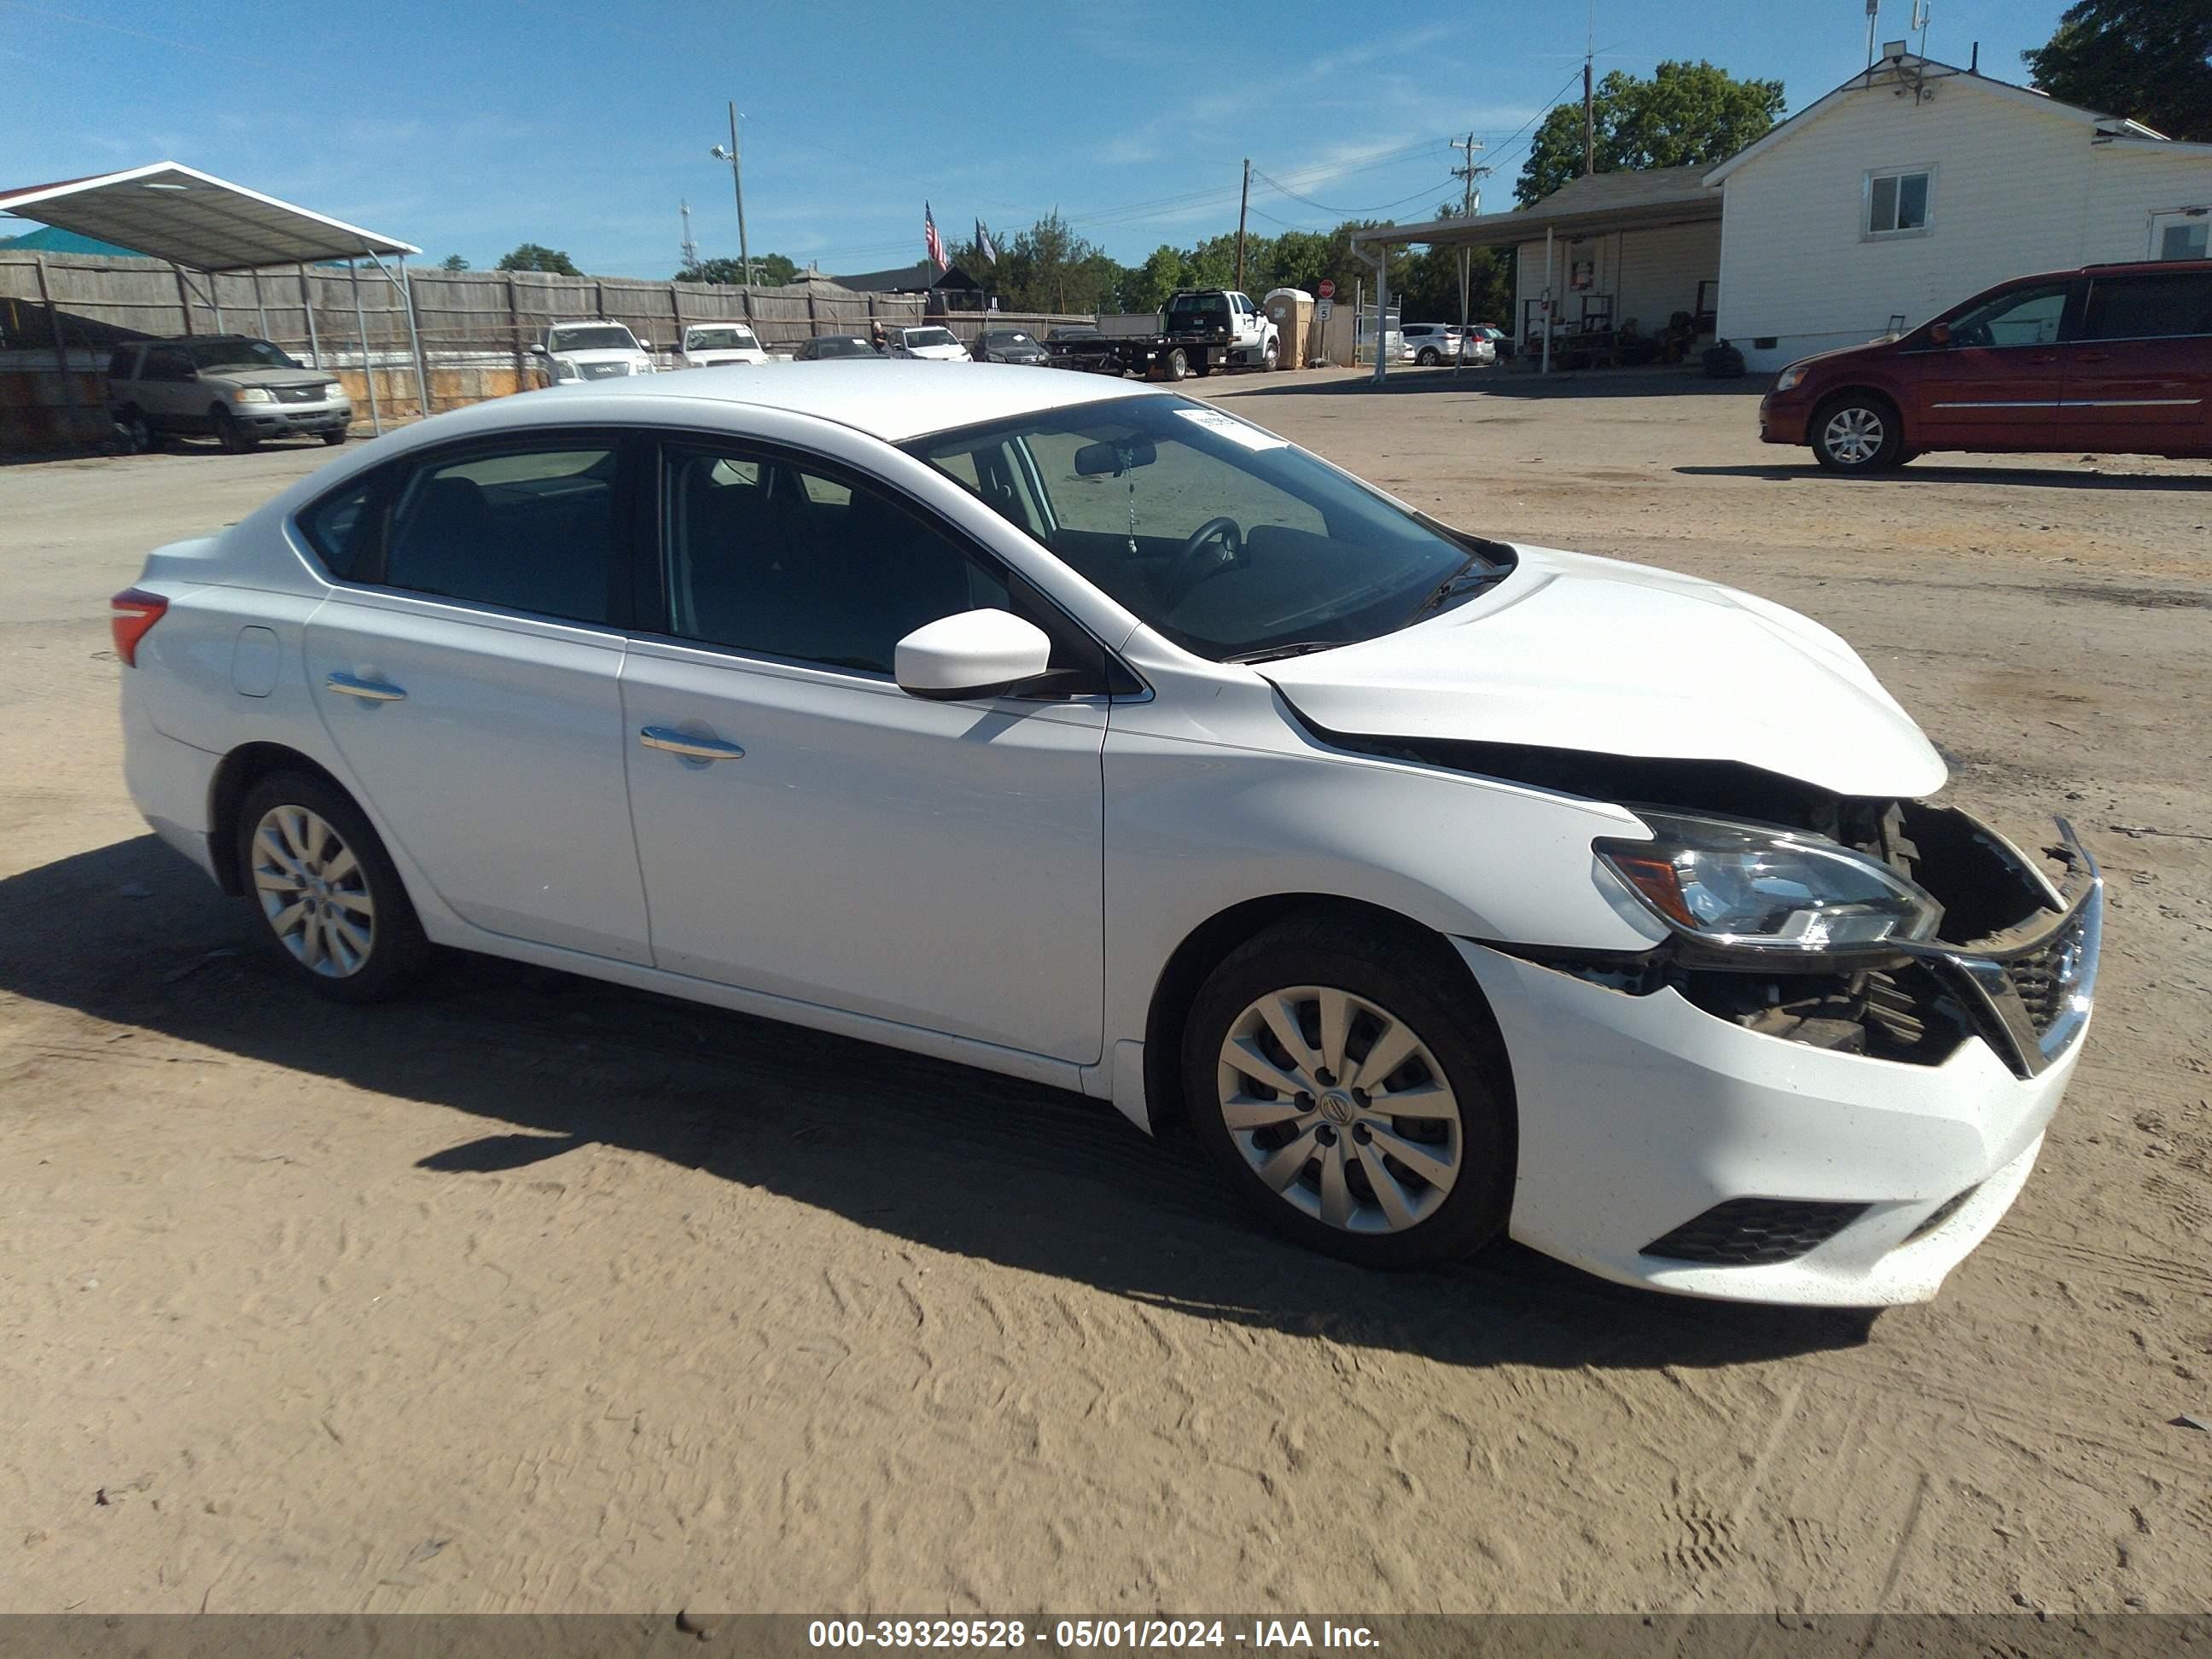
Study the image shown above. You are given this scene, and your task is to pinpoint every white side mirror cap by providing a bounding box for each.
[894,608,1053,701]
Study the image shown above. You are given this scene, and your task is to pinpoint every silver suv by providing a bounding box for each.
[109,336,352,453]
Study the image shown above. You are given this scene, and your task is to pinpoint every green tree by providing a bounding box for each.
[439,253,469,272]
[1121,245,1193,311]
[496,242,582,276]
[681,253,800,286]
[964,212,1128,314]
[1516,60,1785,205]
[2023,0,2212,141]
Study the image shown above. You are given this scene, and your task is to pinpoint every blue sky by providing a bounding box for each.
[3,0,2070,278]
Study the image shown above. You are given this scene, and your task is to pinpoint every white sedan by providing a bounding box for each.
[112,364,2101,1303]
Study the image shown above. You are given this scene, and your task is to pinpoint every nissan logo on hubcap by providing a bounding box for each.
[1318,1090,1356,1126]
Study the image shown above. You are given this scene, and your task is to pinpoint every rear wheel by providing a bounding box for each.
[1162,346,1190,381]
[235,771,429,1003]
[1190,352,1212,379]
[1810,393,1903,472]
[212,406,259,454]
[1183,915,1515,1268]
[119,406,154,452]
[1417,347,1441,365]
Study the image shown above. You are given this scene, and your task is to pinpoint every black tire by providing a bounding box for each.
[119,406,154,453]
[212,406,259,454]
[1181,912,1516,1269]
[1161,346,1190,382]
[1809,392,1903,473]
[1261,341,1278,371]
[321,428,349,446]
[1417,347,1441,365]
[1189,352,1212,379]
[234,771,430,1004]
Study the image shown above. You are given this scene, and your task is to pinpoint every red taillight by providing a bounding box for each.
[109,588,167,667]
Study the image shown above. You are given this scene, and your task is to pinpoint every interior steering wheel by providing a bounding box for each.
[1163,516,1244,605]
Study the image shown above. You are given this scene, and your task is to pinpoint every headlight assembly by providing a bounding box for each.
[1595,812,1941,952]
[1773,364,1806,393]
[230,387,274,405]
[554,361,579,381]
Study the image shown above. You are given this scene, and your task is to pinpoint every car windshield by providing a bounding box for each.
[187,338,298,371]
[685,326,759,351]
[983,332,1036,347]
[906,395,1505,661]
[815,337,872,356]
[905,328,958,349]
[549,326,637,352]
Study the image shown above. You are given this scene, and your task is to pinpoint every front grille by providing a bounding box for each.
[580,360,631,380]
[2002,909,2087,1034]
[1905,1184,1981,1243]
[1641,1197,1871,1266]
[272,384,325,403]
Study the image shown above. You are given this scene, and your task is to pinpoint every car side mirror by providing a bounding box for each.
[1926,322,1952,347]
[894,609,1053,701]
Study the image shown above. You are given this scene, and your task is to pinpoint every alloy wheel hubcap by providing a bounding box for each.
[251,805,374,977]
[1217,985,1463,1235]
[1824,407,1883,464]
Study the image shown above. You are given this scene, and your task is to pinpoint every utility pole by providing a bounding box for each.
[1235,158,1250,293]
[710,102,754,286]
[1449,134,1491,370]
[1582,0,1597,176]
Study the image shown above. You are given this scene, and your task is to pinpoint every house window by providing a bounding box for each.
[2152,210,2209,262]
[1866,169,1931,237]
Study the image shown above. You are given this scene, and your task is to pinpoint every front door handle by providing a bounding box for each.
[2076,351,2110,364]
[639,726,745,761]
[326,672,406,702]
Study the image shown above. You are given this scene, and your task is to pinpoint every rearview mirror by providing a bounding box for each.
[894,609,1053,701]
[1927,321,1952,347]
[1073,437,1156,476]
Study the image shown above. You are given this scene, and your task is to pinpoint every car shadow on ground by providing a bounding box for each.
[1214,369,1765,403]
[1674,463,2212,490]
[1,835,1883,1372]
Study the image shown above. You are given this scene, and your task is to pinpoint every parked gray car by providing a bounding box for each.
[109,336,352,452]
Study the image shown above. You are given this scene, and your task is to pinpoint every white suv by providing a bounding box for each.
[111,364,2101,1305]
[109,336,352,453]
[529,321,657,386]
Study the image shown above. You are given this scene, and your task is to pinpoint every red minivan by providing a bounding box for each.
[1759,259,2212,471]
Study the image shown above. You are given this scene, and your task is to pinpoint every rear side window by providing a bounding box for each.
[383,444,620,623]
[108,347,137,379]
[2079,273,2212,341]
[298,474,383,579]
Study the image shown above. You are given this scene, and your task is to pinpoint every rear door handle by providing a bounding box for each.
[639,726,745,761]
[2076,352,2110,363]
[325,672,406,702]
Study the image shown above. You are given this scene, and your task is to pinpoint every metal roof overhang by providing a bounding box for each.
[0,161,417,271]
[1351,194,1722,253]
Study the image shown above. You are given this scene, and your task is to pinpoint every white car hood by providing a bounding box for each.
[684,351,763,366]
[1262,544,1947,800]
[904,346,968,361]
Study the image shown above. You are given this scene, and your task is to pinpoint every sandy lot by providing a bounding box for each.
[2,372,2208,1615]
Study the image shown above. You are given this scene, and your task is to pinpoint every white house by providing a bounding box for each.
[1707,47,2212,373]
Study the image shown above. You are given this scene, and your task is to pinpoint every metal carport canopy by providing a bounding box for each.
[1347,170,1722,379]
[0,160,418,269]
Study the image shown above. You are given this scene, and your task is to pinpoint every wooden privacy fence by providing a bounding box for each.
[1,251,1099,451]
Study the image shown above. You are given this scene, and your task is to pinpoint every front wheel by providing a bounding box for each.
[1261,341,1279,371]
[236,771,430,1002]
[321,428,349,446]
[1811,393,1903,472]
[212,406,259,454]
[1183,915,1515,1268]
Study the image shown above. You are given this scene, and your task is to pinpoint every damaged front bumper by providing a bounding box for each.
[1465,812,2103,1306]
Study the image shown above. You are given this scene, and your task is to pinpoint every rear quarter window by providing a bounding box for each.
[297,472,385,580]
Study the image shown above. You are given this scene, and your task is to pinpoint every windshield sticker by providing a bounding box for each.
[1173,407,1287,451]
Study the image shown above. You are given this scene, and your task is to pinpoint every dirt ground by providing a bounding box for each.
[2,369,2208,1615]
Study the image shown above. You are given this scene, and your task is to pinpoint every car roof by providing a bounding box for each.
[467,358,1160,442]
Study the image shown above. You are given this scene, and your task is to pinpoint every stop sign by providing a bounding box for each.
[1317,280,1335,300]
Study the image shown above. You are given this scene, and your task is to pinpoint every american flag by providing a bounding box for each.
[924,201,946,272]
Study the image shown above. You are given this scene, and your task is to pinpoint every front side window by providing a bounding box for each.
[906,396,1505,662]
[661,445,1010,676]
[1866,169,1931,236]
[2079,272,2212,341]
[1943,282,2070,349]
[383,444,619,623]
